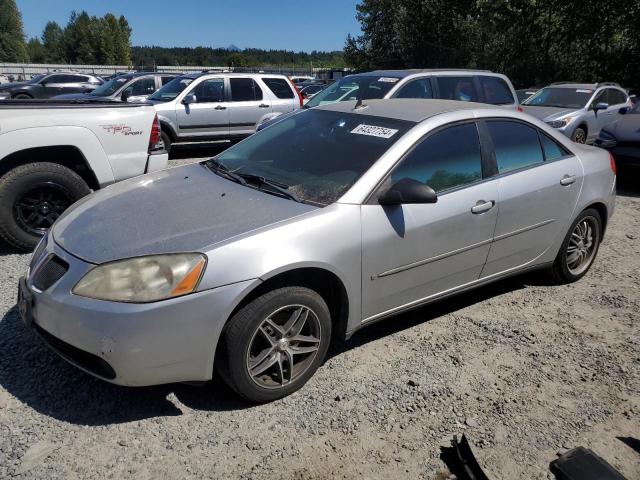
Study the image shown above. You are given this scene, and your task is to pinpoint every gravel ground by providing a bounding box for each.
[0,151,638,479]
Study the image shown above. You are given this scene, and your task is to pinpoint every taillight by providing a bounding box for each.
[149,113,161,152]
[288,78,304,108]
[609,152,617,175]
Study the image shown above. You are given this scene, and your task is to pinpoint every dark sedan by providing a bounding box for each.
[595,102,640,169]
[0,72,103,100]
[53,72,179,103]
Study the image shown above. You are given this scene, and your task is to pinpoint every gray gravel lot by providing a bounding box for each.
[0,151,638,479]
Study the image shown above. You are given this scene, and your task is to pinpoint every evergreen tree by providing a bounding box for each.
[42,21,65,62]
[26,37,45,62]
[0,0,28,62]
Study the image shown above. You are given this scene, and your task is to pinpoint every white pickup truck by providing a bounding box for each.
[0,100,168,250]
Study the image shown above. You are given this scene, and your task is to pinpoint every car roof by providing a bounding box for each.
[315,99,492,122]
[180,72,289,80]
[353,69,494,78]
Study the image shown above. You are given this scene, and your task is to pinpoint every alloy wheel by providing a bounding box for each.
[14,182,73,235]
[246,305,322,389]
[573,129,586,144]
[566,216,599,275]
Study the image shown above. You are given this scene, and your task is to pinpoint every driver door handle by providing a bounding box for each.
[471,200,495,214]
[560,174,576,186]
[214,105,226,110]
[258,104,270,108]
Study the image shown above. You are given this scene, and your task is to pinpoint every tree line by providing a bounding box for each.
[345,0,640,88]
[130,46,345,68]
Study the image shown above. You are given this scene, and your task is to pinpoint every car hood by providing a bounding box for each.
[522,105,577,121]
[604,114,640,142]
[52,163,318,264]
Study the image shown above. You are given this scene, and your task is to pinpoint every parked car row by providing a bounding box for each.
[0,72,104,99]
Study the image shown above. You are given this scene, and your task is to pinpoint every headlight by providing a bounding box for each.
[73,253,206,303]
[546,119,570,129]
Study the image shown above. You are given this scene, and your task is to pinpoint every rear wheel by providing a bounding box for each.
[0,163,90,251]
[571,127,587,144]
[217,286,332,402]
[549,208,602,283]
[161,131,172,157]
[13,93,32,99]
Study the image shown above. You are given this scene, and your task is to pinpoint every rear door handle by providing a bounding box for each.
[471,200,495,214]
[560,174,576,186]
[258,104,270,108]
[214,105,226,110]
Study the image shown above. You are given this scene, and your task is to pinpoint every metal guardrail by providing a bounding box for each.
[0,63,351,81]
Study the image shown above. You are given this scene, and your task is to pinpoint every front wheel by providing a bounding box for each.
[571,127,587,144]
[13,93,32,99]
[549,208,602,283]
[217,286,332,402]
[0,163,91,251]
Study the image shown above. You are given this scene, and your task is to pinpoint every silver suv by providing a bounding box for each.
[522,82,632,143]
[148,72,302,152]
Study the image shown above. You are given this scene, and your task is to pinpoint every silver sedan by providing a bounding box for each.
[18,99,616,402]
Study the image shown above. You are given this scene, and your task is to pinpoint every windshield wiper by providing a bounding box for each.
[235,173,303,203]
[205,159,247,185]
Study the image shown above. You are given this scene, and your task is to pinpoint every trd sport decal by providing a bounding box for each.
[100,124,143,136]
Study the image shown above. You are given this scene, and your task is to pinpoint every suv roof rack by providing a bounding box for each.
[596,82,621,88]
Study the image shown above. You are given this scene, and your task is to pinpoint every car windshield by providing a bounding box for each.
[211,109,413,205]
[304,75,400,108]
[148,76,194,101]
[90,76,130,96]
[523,87,593,109]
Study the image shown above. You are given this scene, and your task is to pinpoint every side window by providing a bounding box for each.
[128,77,156,95]
[607,89,627,106]
[45,74,66,83]
[395,78,433,99]
[436,76,478,102]
[262,78,294,99]
[539,132,570,161]
[487,120,544,173]
[66,75,87,83]
[390,123,482,193]
[478,76,514,105]
[230,78,263,102]
[191,78,225,103]
[591,90,607,108]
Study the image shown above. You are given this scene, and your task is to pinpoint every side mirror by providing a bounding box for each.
[594,102,609,111]
[182,94,197,105]
[378,178,438,206]
[619,106,631,115]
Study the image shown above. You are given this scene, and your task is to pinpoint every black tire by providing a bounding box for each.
[217,286,332,403]
[549,208,602,284]
[12,93,32,99]
[0,163,91,251]
[571,126,587,144]
[161,131,172,157]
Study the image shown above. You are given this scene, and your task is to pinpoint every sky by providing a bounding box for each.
[16,0,362,52]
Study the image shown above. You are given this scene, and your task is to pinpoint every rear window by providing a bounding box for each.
[487,120,544,173]
[437,76,478,102]
[478,76,514,105]
[231,78,263,102]
[263,78,294,99]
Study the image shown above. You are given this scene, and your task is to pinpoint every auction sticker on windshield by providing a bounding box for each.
[576,89,593,94]
[378,77,399,83]
[351,124,399,139]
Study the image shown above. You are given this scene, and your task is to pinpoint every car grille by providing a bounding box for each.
[32,255,69,291]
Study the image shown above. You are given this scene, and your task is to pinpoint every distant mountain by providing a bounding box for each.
[227,44,241,52]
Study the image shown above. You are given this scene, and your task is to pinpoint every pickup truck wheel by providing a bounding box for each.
[161,131,172,156]
[217,286,332,402]
[0,163,90,251]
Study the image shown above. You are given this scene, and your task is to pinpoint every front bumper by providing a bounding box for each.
[19,236,256,386]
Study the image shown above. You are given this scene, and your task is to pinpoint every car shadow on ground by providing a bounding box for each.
[0,271,546,426]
